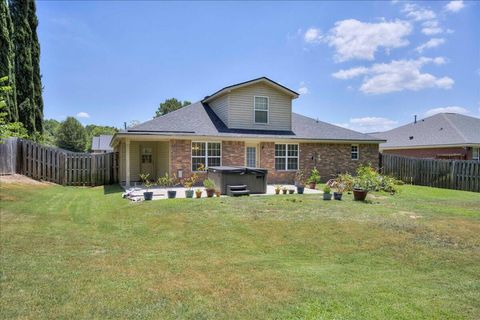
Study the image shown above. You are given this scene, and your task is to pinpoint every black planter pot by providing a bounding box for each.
[333,192,343,200]
[297,186,305,194]
[323,192,332,200]
[185,190,194,198]
[353,188,368,201]
[289,189,295,194]
[143,191,153,201]
[167,190,177,199]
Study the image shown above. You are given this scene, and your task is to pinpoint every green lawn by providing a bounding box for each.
[1,181,479,319]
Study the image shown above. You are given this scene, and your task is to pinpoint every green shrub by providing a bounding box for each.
[203,178,216,190]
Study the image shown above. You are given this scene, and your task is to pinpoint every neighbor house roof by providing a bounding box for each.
[92,135,113,151]
[370,113,480,149]
[115,101,383,143]
[202,77,299,103]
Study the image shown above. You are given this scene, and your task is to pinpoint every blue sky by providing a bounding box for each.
[37,0,479,132]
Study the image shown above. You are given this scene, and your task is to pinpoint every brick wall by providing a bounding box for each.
[169,139,380,184]
[383,147,470,160]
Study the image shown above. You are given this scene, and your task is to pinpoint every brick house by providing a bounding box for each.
[371,113,480,160]
[110,77,384,186]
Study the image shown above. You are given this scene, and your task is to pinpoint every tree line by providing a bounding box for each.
[1,0,43,137]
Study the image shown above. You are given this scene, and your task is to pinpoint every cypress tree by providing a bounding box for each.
[0,0,18,122]
[9,0,35,134]
[28,0,42,133]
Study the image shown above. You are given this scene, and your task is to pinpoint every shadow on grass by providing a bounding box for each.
[103,184,124,195]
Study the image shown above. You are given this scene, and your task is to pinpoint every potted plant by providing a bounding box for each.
[307,168,321,189]
[323,185,332,200]
[182,173,197,198]
[282,186,288,194]
[195,188,202,198]
[288,189,295,194]
[139,173,155,201]
[352,165,380,201]
[328,173,352,201]
[158,173,179,199]
[203,178,216,198]
[295,170,306,194]
[215,190,221,197]
[274,185,281,195]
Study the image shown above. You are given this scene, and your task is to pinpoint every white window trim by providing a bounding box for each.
[275,143,299,171]
[254,96,269,124]
[351,144,359,161]
[191,141,222,172]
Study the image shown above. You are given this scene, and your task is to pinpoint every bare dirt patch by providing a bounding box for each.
[0,174,51,186]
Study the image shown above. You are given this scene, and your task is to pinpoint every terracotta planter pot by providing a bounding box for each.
[309,182,316,189]
[353,188,368,201]
[215,191,221,197]
[206,189,215,198]
[195,191,202,198]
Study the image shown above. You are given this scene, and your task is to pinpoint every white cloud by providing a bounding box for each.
[445,1,465,13]
[332,67,369,80]
[424,106,469,117]
[325,19,412,62]
[332,57,454,94]
[76,112,90,118]
[421,20,443,35]
[304,28,323,43]
[415,38,445,53]
[298,82,309,94]
[336,117,399,132]
[403,3,436,21]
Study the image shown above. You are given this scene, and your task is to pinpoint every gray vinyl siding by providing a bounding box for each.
[227,83,292,131]
[209,94,229,126]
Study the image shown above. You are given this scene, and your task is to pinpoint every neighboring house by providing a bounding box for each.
[91,135,114,153]
[110,77,384,186]
[371,113,480,160]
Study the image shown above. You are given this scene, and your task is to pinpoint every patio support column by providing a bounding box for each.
[125,139,130,187]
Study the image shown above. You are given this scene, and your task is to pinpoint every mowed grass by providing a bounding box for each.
[1,181,479,319]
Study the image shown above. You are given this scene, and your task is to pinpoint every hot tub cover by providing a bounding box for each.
[207,166,268,175]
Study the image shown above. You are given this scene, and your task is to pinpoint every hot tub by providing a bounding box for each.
[207,166,268,195]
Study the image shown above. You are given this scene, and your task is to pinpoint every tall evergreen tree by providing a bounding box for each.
[9,0,35,134]
[0,0,18,122]
[28,0,42,133]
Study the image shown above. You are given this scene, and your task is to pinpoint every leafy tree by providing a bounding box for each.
[0,76,27,141]
[85,124,117,151]
[56,116,86,152]
[9,0,43,136]
[28,0,43,133]
[42,118,60,146]
[154,98,191,117]
[0,0,18,122]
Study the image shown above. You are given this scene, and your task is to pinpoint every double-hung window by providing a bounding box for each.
[254,96,268,124]
[473,147,480,161]
[192,142,221,171]
[275,144,298,170]
[351,145,359,160]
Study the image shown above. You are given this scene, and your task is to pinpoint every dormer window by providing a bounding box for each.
[254,96,269,124]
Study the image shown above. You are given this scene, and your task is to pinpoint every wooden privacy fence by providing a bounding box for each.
[1,138,118,186]
[381,154,480,192]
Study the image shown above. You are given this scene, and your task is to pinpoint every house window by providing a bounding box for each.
[191,142,221,171]
[254,96,268,124]
[275,144,298,170]
[351,145,359,160]
[473,147,480,161]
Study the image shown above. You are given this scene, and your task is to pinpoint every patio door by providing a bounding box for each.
[140,146,154,179]
[246,145,258,167]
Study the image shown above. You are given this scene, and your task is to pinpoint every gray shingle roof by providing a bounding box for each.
[370,113,480,148]
[92,135,113,151]
[123,102,382,142]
